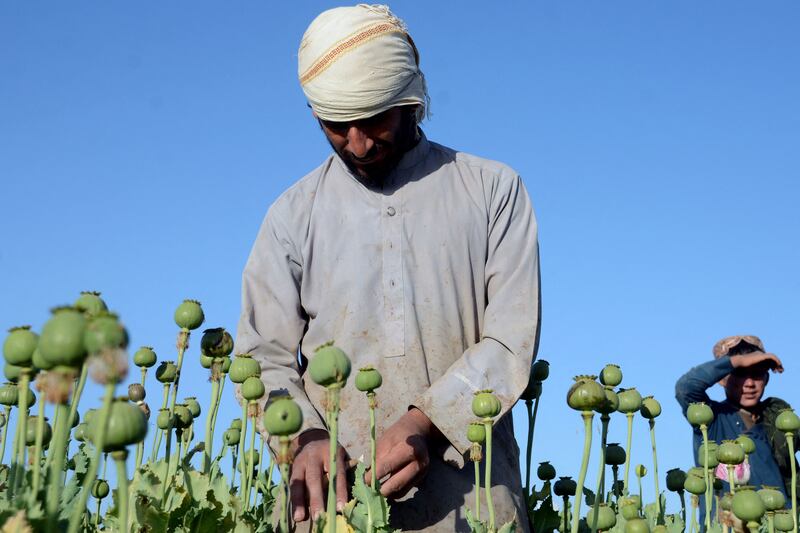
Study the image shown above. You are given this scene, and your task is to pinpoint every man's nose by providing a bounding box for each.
[346,125,373,158]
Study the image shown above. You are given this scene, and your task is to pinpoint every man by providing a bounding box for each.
[236,4,540,532]
[675,335,797,497]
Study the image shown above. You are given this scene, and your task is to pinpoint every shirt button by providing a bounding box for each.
[386,206,396,216]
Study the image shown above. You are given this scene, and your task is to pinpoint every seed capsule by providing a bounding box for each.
[605,442,626,466]
[241,376,265,401]
[537,461,556,481]
[775,409,800,432]
[553,476,577,497]
[472,390,501,418]
[616,388,643,414]
[133,346,157,368]
[3,326,38,367]
[174,300,204,331]
[599,364,622,387]
[566,376,605,412]
[466,422,485,444]
[200,328,234,358]
[665,468,687,492]
[309,342,351,388]
[263,395,303,437]
[716,440,745,465]
[355,366,383,393]
[640,396,661,419]
[686,402,714,426]
[128,384,146,403]
[229,354,261,384]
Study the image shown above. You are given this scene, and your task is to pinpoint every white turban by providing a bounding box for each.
[298,4,428,122]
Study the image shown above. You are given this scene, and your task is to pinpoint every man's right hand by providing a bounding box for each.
[289,429,349,523]
[730,352,784,373]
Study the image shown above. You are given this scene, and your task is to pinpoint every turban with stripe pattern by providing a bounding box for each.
[298,4,428,123]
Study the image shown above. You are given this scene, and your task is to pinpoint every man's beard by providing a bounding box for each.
[328,109,420,183]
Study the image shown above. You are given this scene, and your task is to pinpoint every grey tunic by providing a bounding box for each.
[236,132,540,532]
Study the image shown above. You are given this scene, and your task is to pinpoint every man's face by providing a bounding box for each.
[317,105,419,182]
[723,368,769,409]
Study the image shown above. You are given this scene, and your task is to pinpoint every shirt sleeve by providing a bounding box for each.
[236,205,327,438]
[412,171,541,463]
[674,357,734,416]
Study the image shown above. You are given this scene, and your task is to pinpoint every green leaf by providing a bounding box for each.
[583,487,596,507]
[465,507,488,533]
[531,495,561,533]
[348,462,392,531]
[497,520,518,533]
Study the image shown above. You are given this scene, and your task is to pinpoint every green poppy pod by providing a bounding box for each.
[91,478,110,499]
[665,468,687,492]
[241,376,265,401]
[686,402,714,427]
[566,376,605,412]
[38,307,88,369]
[698,441,720,468]
[74,423,89,442]
[586,503,616,531]
[230,418,243,430]
[472,390,502,418]
[773,510,794,532]
[616,388,643,414]
[716,440,745,465]
[223,427,241,446]
[133,346,157,368]
[174,300,204,331]
[173,404,193,429]
[25,417,52,446]
[200,354,214,369]
[84,408,97,427]
[683,472,706,495]
[21,387,35,408]
[735,435,756,455]
[200,328,233,358]
[3,363,22,383]
[309,343,351,388]
[624,517,650,533]
[74,291,108,317]
[595,387,619,415]
[128,383,146,403]
[155,361,178,383]
[263,395,303,437]
[467,422,485,444]
[553,476,577,497]
[3,326,38,367]
[355,366,383,393]
[605,442,626,466]
[599,364,622,387]
[92,399,148,452]
[652,527,667,533]
[731,486,765,523]
[239,449,260,468]
[156,409,173,430]
[520,380,542,401]
[229,354,261,384]
[184,397,201,419]
[775,409,800,432]
[0,383,18,406]
[757,486,786,512]
[640,396,662,419]
[537,461,556,481]
[720,492,733,511]
[531,359,550,382]
[635,464,647,478]
[219,356,232,374]
[31,348,52,371]
[83,313,128,354]
[620,499,642,520]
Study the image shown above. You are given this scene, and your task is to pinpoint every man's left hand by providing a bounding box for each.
[367,407,445,499]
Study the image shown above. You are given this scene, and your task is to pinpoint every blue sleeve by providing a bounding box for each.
[675,357,734,415]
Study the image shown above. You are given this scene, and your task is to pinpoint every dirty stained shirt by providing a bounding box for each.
[237,133,540,530]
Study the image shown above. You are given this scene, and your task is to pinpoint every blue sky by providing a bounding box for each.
[1,1,799,512]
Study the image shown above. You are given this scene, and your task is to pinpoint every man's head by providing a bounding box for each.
[297,5,428,180]
[714,335,772,409]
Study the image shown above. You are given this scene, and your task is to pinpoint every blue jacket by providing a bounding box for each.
[675,357,787,497]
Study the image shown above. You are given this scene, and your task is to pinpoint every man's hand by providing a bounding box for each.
[730,352,784,373]
[368,407,446,499]
[290,429,349,523]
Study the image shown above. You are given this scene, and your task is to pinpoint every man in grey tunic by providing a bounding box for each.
[236,5,540,531]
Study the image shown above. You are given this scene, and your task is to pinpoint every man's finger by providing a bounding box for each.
[305,460,326,521]
[290,460,308,522]
[380,461,422,498]
[336,447,348,510]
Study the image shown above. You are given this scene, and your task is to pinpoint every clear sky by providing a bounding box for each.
[1,0,799,513]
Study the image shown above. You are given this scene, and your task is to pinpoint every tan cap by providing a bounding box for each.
[712,335,765,358]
